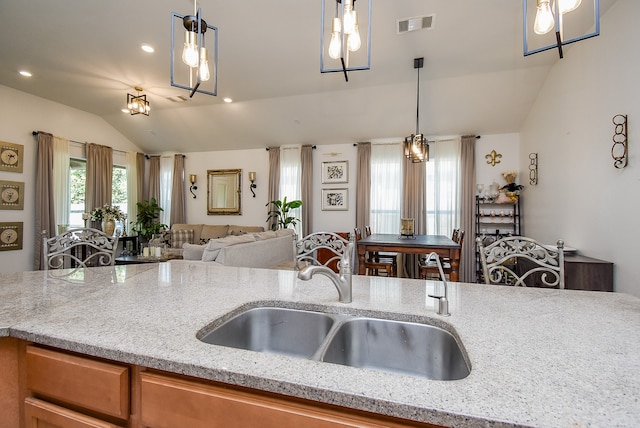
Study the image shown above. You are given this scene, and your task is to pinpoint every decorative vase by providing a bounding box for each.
[102,219,116,236]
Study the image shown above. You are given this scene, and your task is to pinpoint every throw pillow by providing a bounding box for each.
[172,229,194,249]
[182,243,206,260]
[275,228,295,237]
[253,231,277,240]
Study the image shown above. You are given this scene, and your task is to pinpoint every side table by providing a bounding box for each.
[118,235,139,256]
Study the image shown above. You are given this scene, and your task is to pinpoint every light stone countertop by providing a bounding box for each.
[1,261,639,427]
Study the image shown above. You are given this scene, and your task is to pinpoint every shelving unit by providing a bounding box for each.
[475,195,522,282]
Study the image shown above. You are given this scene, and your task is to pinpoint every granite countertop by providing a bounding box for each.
[1,261,639,427]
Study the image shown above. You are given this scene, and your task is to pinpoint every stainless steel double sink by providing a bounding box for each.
[198,306,470,380]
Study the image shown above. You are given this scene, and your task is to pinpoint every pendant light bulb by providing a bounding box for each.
[328,17,342,59]
[559,0,582,14]
[342,0,356,35]
[182,30,199,67]
[347,12,361,52]
[199,48,210,81]
[533,0,555,35]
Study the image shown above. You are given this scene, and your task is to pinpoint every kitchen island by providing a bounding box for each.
[1,261,639,427]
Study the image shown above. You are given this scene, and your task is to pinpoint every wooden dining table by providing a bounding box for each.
[356,234,461,281]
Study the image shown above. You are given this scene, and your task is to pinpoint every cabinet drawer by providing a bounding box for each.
[25,397,124,428]
[26,346,129,419]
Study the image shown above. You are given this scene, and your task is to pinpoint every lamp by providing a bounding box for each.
[171,1,218,97]
[189,174,198,198]
[248,172,257,198]
[523,0,599,58]
[126,87,150,116]
[321,0,372,82]
[403,58,430,163]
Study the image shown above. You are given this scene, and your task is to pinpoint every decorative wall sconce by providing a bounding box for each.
[189,174,198,198]
[485,150,502,166]
[612,114,628,169]
[248,172,257,197]
[529,153,539,185]
[321,0,372,82]
[523,0,600,59]
[171,1,218,97]
[126,87,150,116]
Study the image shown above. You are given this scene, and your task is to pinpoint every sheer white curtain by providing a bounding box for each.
[279,146,302,237]
[125,151,138,233]
[159,156,174,227]
[370,143,402,234]
[52,136,70,230]
[425,138,461,235]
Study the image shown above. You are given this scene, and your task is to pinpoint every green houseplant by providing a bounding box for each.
[266,197,302,231]
[131,198,167,241]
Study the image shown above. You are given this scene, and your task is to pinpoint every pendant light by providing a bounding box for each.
[403,58,429,163]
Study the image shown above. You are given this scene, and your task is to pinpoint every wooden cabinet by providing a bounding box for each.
[24,397,124,428]
[564,255,614,292]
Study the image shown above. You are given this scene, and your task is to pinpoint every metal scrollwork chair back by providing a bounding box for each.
[42,228,119,270]
[476,236,565,288]
[296,232,351,273]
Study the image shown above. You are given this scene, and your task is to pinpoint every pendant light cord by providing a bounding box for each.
[415,66,420,135]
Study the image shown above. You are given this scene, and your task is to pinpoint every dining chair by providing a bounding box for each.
[419,229,464,281]
[296,232,351,273]
[360,227,396,277]
[42,228,119,270]
[476,236,565,288]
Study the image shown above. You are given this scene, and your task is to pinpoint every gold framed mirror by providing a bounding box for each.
[207,169,241,215]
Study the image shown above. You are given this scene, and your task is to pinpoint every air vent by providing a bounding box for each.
[397,15,435,34]
[166,95,189,103]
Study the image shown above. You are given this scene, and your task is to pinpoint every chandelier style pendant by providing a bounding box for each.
[171,1,218,97]
[404,58,430,163]
[321,0,372,82]
[126,87,150,116]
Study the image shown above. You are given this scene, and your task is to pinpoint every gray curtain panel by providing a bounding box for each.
[170,154,186,225]
[355,142,371,234]
[136,152,145,203]
[148,155,161,203]
[460,135,477,283]
[267,147,280,231]
[34,132,56,270]
[86,143,113,229]
[301,145,313,237]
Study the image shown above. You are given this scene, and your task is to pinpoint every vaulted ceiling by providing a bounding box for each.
[0,0,616,153]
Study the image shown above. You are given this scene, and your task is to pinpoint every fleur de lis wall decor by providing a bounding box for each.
[485,150,502,167]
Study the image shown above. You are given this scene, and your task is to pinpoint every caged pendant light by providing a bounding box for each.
[403,58,430,163]
[171,0,218,97]
[126,87,150,116]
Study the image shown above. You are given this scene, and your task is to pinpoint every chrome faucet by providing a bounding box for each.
[425,252,451,316]
[298,242,354,303]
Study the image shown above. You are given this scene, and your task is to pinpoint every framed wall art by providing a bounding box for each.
[321,160,348,184]
[321,188,348,211]
[0,222,23,251]
[0,180,24,210]
[0,141,24,173]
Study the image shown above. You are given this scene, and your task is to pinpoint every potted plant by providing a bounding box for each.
[89,204,126,236]
[131,198,167,241]
[266,197,302,231]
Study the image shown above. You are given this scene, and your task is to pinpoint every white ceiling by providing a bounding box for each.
[0,0,616,153]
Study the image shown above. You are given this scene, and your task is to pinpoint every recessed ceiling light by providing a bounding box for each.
[223,97,233,103]
[141,44,154,53]
[19,70,32,77]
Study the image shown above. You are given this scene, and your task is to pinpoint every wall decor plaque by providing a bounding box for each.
[0,180,24,210]
[0,222,23,251]
[0,141,24,173]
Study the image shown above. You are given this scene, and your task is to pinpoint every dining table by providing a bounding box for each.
[356,234,461,281]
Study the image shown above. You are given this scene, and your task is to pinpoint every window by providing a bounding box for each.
[68,158,128,229]
[279,147,302,236]
[425,139,461,235]
[370,144,402,233]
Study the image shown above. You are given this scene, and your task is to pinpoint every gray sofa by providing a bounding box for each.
[180,229,296,269]
[163,223,266,258]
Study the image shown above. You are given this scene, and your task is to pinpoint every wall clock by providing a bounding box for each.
[0,222,23,251]
[0,141,24,172]
[0,180,24,210]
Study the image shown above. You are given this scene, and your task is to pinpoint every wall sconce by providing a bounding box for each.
[189,174,198,198]
[523,0,600,59]
[248,172,257,197]
[612,114,628,169]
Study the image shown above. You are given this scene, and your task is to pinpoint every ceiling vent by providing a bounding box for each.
[166,95,189,103]
[397,15,435,34]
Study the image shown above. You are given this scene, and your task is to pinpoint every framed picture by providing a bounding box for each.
[0,180,24,210]
[0,141,24,173]
[322,188,348,211]
[321,161,348,184]
[0,222,23,251]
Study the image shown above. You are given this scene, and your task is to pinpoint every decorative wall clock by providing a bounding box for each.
[0,141,24,172]
[0,222,23,251]
[0,180,24,210]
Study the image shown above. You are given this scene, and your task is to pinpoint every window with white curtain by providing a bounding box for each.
[279,146,302,237]
[159,156,173,227]
[370,143,402,233]
[425,138,461,235]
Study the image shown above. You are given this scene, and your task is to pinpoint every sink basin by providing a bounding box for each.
[199,305,470,380]
[199,307,335,358]
[320,318,470,380]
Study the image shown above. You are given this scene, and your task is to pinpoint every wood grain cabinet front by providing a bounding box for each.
[25,346,130,420]
[24,397,125,428]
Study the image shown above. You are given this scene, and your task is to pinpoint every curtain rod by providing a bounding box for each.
[352,135,481,147]
[32,131,128,155]
[266,145,316,151]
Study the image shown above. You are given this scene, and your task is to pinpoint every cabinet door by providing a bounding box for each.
[24,397,124,428]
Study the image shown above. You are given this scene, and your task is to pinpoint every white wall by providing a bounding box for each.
[0,85,141,273]
[520,0,640,296]
[475,133,521,195]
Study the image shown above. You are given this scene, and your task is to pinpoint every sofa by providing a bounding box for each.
[180,228,296,269]
[162,223,266,259]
